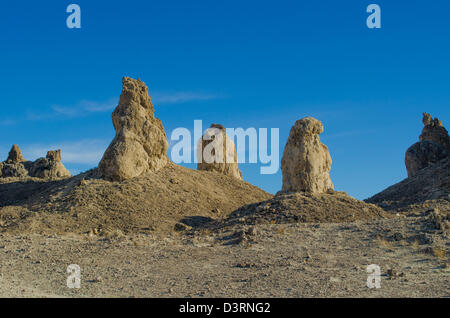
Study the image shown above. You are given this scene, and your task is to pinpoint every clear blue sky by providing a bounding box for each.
[0,0,449,199]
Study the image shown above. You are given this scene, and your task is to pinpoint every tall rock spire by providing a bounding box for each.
[281,117,333,193]
[6,144,25,163]
[98,77,169,181]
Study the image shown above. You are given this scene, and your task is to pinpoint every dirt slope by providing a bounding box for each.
[0,163,271,235]
[222,191,388,227]
[366,157,450,211]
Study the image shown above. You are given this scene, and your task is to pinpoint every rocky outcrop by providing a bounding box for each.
[6,144,25,163]
[29,150,71,178]
[420,113,450,146]
[0,145,71,179]
[98,77,169,181]
[197,124,242,180]
[368,113,449,210]
[281,117,333,194]
[0,161,29,178]
[1,145,29,177]
[405,113,450,178]
[46,150,62,162]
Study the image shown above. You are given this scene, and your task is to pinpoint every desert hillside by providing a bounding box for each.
[0,163,271,235]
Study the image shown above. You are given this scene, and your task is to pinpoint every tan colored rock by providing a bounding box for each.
[281,117,333,193]
[405,113,449,178]
[1,161,29,178]
[420,112,450,147]
[1,147,70,179]
[1,144,29,177]
[29,149,71,178]
[98,77,169,181]
[197,124,242,180]
[6,144,25,163]
[46,150,62,162]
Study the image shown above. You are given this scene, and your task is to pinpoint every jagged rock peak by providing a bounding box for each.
[405,112,449,178]
[419,112,450,148]
[6,144,25,163]
[46,150,62,162]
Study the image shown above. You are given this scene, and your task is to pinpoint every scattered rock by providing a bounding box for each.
[197,124,242,180]
[392,232,404,241]
[423,246,434,255]
[174,223,192,232]
[95,276,103,282]
[246,226,257,236]
[386,269,404,280]
[407,233,433,245]
[428,208,449,231]
[211,208,221,214]
[78,178,89,186]
[87,276,103,283]
[330,277,341,283]
[281,117,333,193]
[235,262,256,268]
[98,77,169,181]
[226,230,251,245]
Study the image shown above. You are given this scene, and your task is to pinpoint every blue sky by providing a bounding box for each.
[0,0,449,199]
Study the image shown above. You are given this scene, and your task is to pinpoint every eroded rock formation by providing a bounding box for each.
[29,150,71,178]
[0,145,71,179]
[1,144,29,177]
[281,117,333,193]
[405,113,450,178]
[197,124,242,180]
[98,77,169,181]
[6,144,25,163]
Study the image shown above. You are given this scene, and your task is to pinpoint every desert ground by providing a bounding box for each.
[0,200,448,298]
